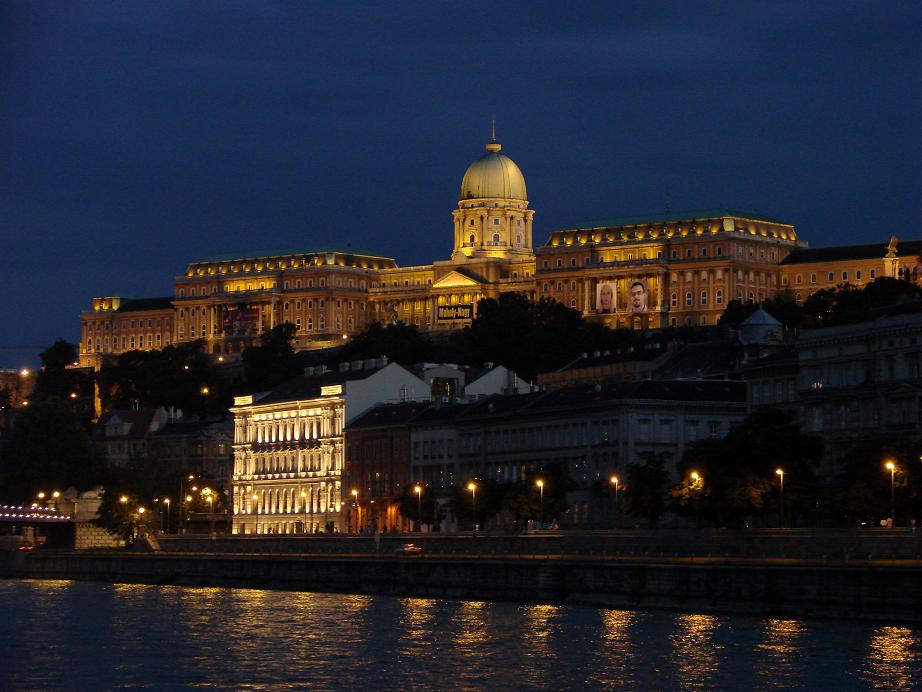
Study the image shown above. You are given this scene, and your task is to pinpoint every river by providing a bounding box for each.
[1,580,920,690]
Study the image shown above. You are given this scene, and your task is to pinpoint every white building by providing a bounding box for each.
[230,357,431,534]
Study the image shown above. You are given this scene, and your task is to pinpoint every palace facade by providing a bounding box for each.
[79,135,922,367]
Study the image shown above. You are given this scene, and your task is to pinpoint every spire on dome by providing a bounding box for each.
[486,119,501,153]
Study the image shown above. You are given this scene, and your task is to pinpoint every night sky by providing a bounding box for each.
[2,1,920,367]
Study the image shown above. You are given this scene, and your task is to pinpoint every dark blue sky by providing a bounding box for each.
[2,1,920,367]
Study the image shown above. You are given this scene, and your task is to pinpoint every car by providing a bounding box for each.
[394,543,423,553]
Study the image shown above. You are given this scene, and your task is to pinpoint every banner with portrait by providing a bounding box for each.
[595,282,616,314]
[627,279,649,313]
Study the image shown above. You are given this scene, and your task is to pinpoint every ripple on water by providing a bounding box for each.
[0,581,920,690]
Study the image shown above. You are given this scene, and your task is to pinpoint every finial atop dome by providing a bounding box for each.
[486,118,501,152]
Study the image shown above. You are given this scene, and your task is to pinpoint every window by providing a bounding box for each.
[671,250,677,259]
[556,259,562,268]
[716,289,723,305]
[716,247,723,256]
[700,290,708,305]
[796,274,803,284]
[828,272,834,281]
[856,270,862,280]
[686,249,692,258]
[842,271,848,281]
[492,218,500,226]
[708,422,721,439]
[671,292,677,308]
[685,291,693,306]
[701,248,708,257]
[870,269,876,279]
[543,282,549,294]
[570,258,577,267]
[542,260,549,269]
[810,273,817,283]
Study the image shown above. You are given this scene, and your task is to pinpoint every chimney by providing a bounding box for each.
[304,366,314,376]
[375,355,389,368]
[484,361,494,369]
[363,358,376,370]
[338,362,350,373]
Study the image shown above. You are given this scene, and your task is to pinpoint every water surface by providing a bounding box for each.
[1,580,920,690]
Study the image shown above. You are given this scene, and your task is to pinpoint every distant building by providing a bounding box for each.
[93,407,170,465]
[796,312,922,475]
[78,134,921,368]
[538,348,668,388]
[148,418,233,487]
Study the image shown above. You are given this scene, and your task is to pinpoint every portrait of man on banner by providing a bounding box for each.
[596,282,615,314]
[629,280,648,313]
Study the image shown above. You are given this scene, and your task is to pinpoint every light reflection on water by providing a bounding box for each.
[1,579,921,690]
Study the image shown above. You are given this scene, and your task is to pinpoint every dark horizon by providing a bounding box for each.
[2,1,920,367]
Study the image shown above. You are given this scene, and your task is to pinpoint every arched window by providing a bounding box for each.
[716,289,723,305]
[492,233,500,244]
[685,292,693,306]
[469,234,476,245]
[671,292,677,308]
[516,235,522,247]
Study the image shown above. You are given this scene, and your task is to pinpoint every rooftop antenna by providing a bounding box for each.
[491,118,496,143]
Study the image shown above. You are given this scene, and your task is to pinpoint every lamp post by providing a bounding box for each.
[252,492,259,535]
[775,468,785,528]
[690,471,703,528]
[351,489,359,533]
[467,482,477,531]
[610,475,620,528]
[179,474,194,535]
[535,479,544,527]
[414,485,422,532]
[163,498,171,533]
[885,461,896,526]
[203,488,214,535]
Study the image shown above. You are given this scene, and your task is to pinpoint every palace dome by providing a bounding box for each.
[459,141,527,201]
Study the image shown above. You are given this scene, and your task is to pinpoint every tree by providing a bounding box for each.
[341,322,437,365]
[674,409,823,527]
[396,485,444,529]
[624,453,671,526]
[832,442,921,526]
[30,340,91,407]
[0,397,104,501]
[451,293,622,379]
[242,323,301,391]
[448,478,504,530]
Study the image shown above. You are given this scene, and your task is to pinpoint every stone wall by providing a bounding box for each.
[74,522,124,550]
[9,551,922,623]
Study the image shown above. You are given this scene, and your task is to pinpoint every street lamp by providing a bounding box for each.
[252,492,259,535]
[163,498,171,533]
[119,495,128,504]
[203,487,214,535]
[690,471,703,528]
[610,475,620,528]
[37,491,46,501]
[775,468,785,528]
[351,488,359,533]
[535,479,544,526]
[885,461,896,526]
[467,482,477,531]
[414,485,422,532]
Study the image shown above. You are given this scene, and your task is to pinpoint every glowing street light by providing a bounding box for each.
[414,485,423,531]
[351,488,359,533]
[119,495,128,504]
[690,471,704,529]
[52,491,60,499]
[37,492,46,500]
[610,475,620,528]
[775,468,785,528]
[163,498,171,533]
[19,368,30,377]
[885,460,897,526]
[252,492,259,535]
[467,482,477,531]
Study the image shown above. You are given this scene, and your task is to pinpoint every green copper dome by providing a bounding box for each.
[459,141,527,201]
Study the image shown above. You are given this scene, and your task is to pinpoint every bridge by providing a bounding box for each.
[0,503,74,549]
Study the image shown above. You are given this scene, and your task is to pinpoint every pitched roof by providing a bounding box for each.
[347,401,431,430]
[781,240,922,265]
[114,297,174,312]
[557,208,788,231]
[194,248,394,263]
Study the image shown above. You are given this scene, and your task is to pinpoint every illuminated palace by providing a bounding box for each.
[78,135,922,366]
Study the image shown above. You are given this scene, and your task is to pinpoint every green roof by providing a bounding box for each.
[557,208,789,231]
[194,247,394,264]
